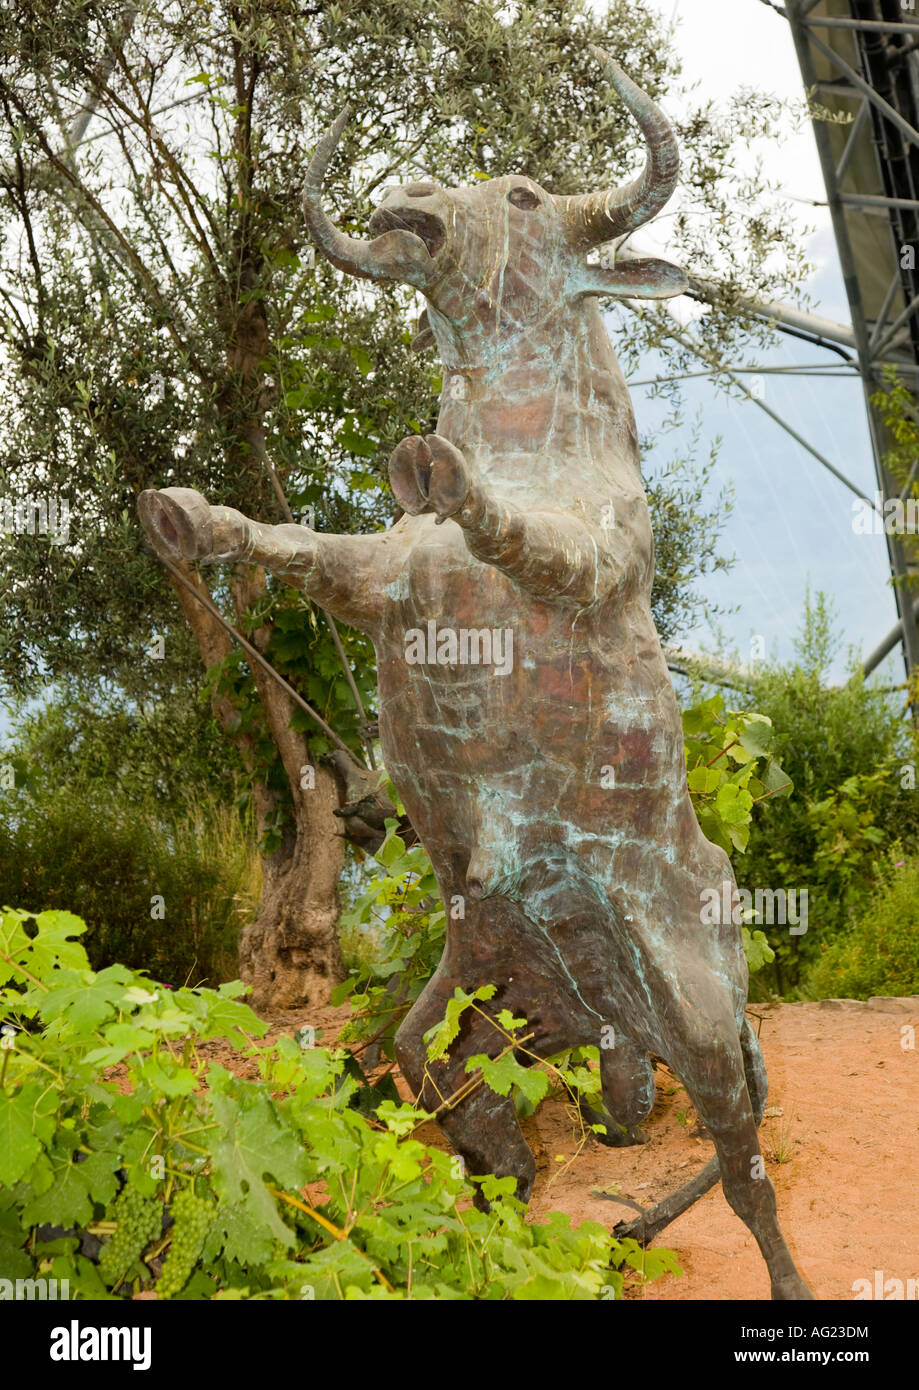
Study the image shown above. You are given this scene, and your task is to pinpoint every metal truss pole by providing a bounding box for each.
[785,0,919,687]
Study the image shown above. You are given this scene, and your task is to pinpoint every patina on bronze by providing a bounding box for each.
[139,50,813,1300]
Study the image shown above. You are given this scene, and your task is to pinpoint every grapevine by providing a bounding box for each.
[98,1184,163,1287]
[156,1188,214,1299]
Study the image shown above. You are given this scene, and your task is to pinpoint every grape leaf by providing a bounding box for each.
[21,1161,93,1228]
[0,1091,41,1185]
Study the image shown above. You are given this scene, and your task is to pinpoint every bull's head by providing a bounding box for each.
[303,47,686,358]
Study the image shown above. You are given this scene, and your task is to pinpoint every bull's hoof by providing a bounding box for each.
[138,487,215,561]
[580,1101,648,1148]
[139,488,249,564]
[389,433,469,522]
[598,1124,649,1148]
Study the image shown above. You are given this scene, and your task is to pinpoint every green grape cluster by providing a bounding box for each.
[98,1184,163,1286]
[156,1189,213,1299]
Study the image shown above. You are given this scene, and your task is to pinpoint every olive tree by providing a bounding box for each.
[0,0,806,1006]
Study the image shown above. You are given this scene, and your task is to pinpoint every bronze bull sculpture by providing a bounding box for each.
[139,50,812,1300]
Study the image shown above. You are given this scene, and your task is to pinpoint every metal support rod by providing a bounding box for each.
[621,246,861,350]
[629,365,858,387]
[868,270,903,353]
[645,310,882,509]
[840,192,919,211]
[817,83,867,100]
[871,288,919,362]
[149,548,366,768]
[899,453,919,504]
[836,98,869,182]
[863,597,919,678]
[804,18,919,37]
[693,283,857,350]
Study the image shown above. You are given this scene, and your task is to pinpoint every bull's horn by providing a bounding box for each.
[303,107,434,287]
[560,48,680,247]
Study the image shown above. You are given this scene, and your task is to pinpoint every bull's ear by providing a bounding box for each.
[579,257,688,299]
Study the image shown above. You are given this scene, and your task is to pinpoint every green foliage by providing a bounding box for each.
[644,417,735,644]
[0,907,676,1300]
[736,593,919,996]
[0,702,260,985]
[807,771,889,903]
[681,692,791,857]
[870,369,919,577]
[424,989,603,1141]
[0,786,258,985]
[805,849,919,1000]
[332,821,446,1059]
[2,681,244,810]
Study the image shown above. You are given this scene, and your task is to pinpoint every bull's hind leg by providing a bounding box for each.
[612,1016,769,1238]
[647,1010,811,1300]
[394,885,604,1206]
[580,1036,655,1147]
[394,966,537,1204]
[608,1023,811,1301]
[688,1052,812,1298]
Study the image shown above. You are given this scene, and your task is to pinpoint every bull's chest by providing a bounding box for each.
[375,530,602,760]
[380,527,521,637]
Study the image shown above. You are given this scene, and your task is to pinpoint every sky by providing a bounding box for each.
[627,0,904,684]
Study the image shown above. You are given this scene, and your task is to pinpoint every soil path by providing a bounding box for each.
[247,996,919,1301]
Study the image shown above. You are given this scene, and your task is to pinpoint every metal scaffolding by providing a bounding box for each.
[643,1,919,693]
[781,0,919,682]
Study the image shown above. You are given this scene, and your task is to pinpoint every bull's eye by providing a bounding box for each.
[508,187,539,210]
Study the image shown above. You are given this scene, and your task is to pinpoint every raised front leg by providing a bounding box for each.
[138,487,398,633]
[389,433,640,607]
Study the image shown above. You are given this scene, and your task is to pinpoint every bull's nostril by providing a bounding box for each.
[158,512,179,546]
[368,204,445,256]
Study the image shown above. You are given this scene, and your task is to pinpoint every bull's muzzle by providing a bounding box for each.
[368,203,446,257]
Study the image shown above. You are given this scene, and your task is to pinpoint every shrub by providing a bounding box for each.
[0,785,259,986]
[803,850,919,1000]
[737,593,919,996]
[0,688,256,985]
